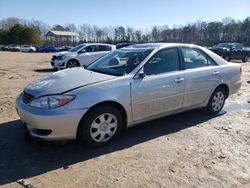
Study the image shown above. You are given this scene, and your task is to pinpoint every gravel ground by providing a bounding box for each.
[0,52,249,188]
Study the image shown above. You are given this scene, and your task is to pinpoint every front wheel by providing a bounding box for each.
[206,88,226,115]
[67,59,80,68]
[242,56,249,63]
[77,106,123,147]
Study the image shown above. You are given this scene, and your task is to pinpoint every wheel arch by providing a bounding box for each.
[213,83,229,99]
[77,100,128,138]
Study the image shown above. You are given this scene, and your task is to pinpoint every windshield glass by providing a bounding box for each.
[87,49,153,76]
[216,43,232,48]
[68,44,85,52]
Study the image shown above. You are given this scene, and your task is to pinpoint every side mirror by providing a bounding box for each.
[135,69,146,79]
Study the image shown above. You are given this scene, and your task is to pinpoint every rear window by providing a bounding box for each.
[99,45,111,51]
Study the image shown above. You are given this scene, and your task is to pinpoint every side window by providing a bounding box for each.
[99,45,111,51]
[144,48,180,76]
[181,48,216,69]
[85,45,96,52]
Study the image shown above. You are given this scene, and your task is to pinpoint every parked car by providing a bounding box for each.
[20,45,36,52]
[210,43,250,62]
[0,45,4,51]
[16,43,242,147]
[4,44,20,51]
[51,43,116,69]
[57,46,72,52]
[40,46,58,53]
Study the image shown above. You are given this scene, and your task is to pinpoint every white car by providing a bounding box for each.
[51,43,116,69]
[20,45,36,52]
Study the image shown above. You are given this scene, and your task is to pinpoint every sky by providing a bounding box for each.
[0,0,249,29]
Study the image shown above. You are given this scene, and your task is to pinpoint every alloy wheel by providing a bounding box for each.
[67,60,79,68]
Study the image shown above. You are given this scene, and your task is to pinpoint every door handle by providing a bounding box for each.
[213,71,220,75]
[174,77,184,83]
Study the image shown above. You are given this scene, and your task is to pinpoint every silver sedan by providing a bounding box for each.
[16,43,242,147]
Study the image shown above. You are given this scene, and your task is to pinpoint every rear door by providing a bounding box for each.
[78,45,111,65]
[180,47,222,108]
[96,45,112,58]
[131,47,185,121]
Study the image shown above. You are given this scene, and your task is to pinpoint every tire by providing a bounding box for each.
[242,56,249,63]
[77,106,123,147]
[223,55,230,62]
[206,87,226,115]
[67,59,80,68]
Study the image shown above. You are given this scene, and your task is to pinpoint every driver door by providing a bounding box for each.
[131,48,185,122]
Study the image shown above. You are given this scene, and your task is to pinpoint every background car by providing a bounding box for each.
[51,43,116,69]
[0,45,5,51]
[210,43,250,62]
[57,46,72,52]
[16,43,242,147]
[40,46,58,52]
[116,43,134,49]
[4,44,20,51]
[20,45,36,52]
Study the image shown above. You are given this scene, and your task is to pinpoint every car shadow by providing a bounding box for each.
[0,110,222,185]
[33,68,56,73]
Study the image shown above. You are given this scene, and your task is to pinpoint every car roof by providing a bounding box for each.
[123,43,197,50]
[81,43,115,46]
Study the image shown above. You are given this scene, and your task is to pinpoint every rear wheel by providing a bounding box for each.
[206,87,226,115]
[242,56,249,63]
[67,59,80,68]
[77,106,123,147]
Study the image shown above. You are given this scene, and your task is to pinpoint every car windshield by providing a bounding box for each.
[68,44,86,52]
[87,48,153,76]
[216,43,233,48]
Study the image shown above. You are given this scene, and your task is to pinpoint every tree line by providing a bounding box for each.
[0,24,41,45]
[0,17,250,46]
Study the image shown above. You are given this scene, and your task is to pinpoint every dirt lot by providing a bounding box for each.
[0,52,249,188]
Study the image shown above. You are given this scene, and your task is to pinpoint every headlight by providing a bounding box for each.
[30,95,75,109]
[58,55,65,60]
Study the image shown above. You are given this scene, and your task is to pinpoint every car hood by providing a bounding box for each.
[54,51,70,56]
[25,68,116,97]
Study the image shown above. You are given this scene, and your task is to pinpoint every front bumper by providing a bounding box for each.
[16,93,88,140]
[51,59,66,69]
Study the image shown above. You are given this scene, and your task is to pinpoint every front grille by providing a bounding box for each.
[23,91,35,104]
[51,56,57,61]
